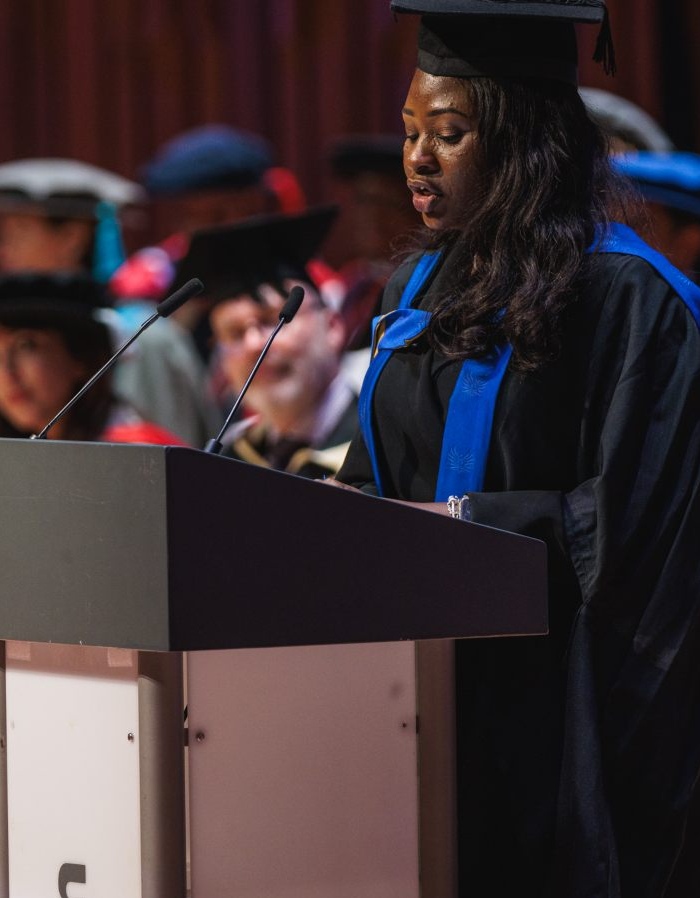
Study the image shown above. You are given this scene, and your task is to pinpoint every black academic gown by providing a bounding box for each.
[338,243,700,898]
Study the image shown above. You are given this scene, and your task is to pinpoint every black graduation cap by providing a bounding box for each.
[329,135,406,180]
[0,272,111,328]
[173,206,339,305]
[391,0,615,83]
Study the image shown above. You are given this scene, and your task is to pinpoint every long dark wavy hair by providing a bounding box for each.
[424,76,626,371]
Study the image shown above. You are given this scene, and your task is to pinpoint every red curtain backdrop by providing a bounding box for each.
[0,0,695,208]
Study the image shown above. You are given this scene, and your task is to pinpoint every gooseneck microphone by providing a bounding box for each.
[203,285,305,455]
[32,277,204,440]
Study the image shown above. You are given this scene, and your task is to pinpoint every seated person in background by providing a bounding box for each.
[0,157,143,280]
[0,272,183,444]
[139,124,309,361]
[579,87,675,154]
[614,151,700,280]
[140,123,302,235]
[323,134,418,354]
[0,157,218,446]
[174,207,355,477]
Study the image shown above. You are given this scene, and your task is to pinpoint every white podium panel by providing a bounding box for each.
[188,642,420,898]
[5,643,142,898]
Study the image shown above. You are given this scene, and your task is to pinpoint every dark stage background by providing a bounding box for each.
[0,0,696,217]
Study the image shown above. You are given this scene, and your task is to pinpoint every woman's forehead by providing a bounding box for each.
[405,70,472,112]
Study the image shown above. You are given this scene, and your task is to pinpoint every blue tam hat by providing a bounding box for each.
[141,125,275,196]
[613,152,700,220]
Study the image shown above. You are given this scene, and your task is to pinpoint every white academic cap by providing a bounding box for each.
[0,158,145,219]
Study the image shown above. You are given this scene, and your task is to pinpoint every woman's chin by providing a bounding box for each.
[422,213,448,231]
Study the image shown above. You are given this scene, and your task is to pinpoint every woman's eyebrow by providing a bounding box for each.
[402,105,470,118]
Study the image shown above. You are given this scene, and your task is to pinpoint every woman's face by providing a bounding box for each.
[402,69,478,231]
[0,326,86,436]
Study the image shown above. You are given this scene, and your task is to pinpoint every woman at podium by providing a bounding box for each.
[336,2,700,896]
[0,272,184,443]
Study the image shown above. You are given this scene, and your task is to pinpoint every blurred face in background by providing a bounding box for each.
[323,171,416,271]
[0,214,92,273]
[152,186,277,239]
[210,279,346,434]
[0,325,86,435]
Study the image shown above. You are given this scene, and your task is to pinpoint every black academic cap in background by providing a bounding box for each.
[141,125,275,196]
[0,272,111,328]
[173,206,339,305]
[0,159,144,220]
[391,0,614,82]
[329,135,406,180]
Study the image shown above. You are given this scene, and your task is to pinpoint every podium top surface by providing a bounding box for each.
[0,440,547,651]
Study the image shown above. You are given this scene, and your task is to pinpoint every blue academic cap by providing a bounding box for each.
[141,125,275,195]
[613,152,700,220]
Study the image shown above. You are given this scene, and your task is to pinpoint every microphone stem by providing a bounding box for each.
[33,312,159,440]
[204,317,287,455]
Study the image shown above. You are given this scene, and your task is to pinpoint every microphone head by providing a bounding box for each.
[279,285,305,323]
[156,277,204,318]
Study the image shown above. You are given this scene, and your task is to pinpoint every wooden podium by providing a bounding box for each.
[0,440,547,898]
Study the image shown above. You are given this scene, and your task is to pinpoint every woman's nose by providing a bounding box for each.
[404,137,439,175]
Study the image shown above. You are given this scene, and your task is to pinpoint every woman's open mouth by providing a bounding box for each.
[407,180,442,214]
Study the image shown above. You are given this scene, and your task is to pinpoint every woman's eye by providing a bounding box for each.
[404,133,418,143]
[437,132,463,144]
[15,337,38,352]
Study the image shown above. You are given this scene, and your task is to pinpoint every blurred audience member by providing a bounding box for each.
[323,135,417,352]
[580,87,674,154]
[141,123,306,235]
[614,152,700,279]
[0,158,143,280]
[139,124,308,361]
[174,207,355,478]
[0,157,216,445]
[0,272,183,444]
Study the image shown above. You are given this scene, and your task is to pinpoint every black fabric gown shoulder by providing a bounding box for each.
[337,243,700,898]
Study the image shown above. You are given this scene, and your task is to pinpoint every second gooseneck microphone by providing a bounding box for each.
[203,285,305,455]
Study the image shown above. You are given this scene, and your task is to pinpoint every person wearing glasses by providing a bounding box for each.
[174,207,355,477]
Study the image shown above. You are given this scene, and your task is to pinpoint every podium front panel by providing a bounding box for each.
[5,643,142,898]
[187,642,420,898]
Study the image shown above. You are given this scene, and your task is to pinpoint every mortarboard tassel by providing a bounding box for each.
[593,8,617,77]
[93,201,126,283]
